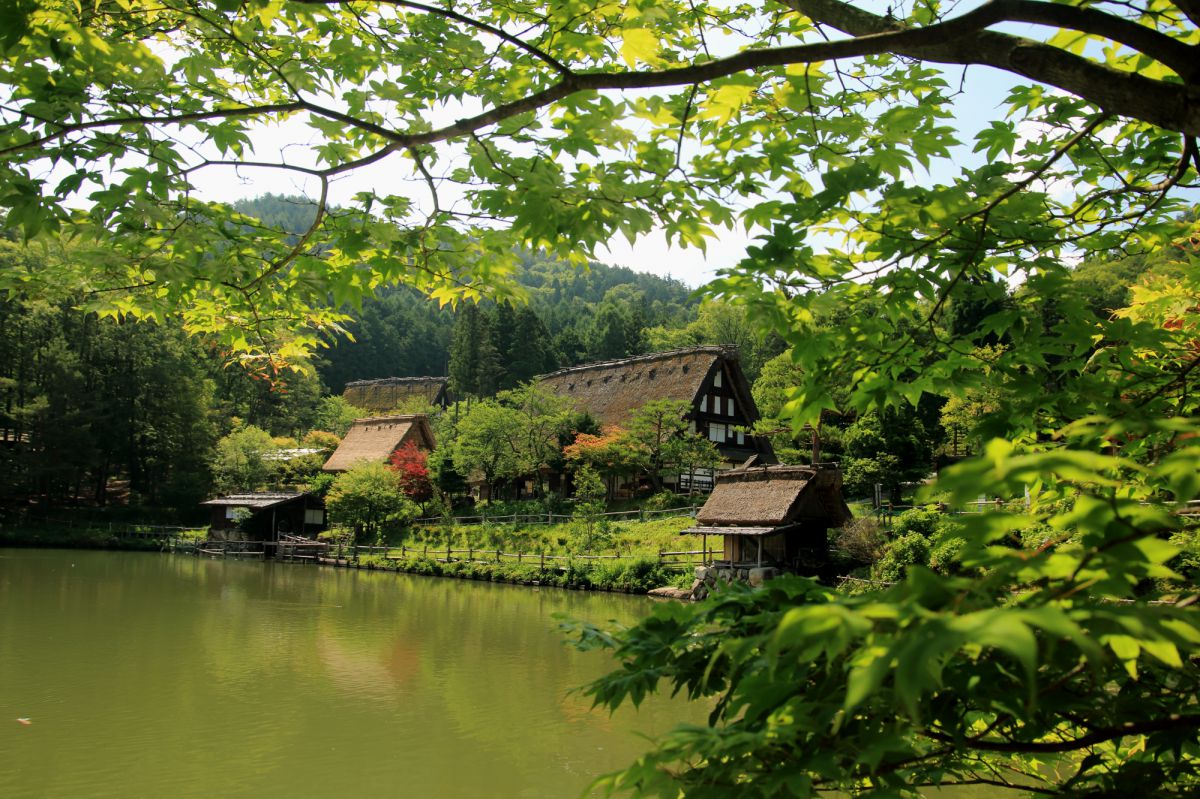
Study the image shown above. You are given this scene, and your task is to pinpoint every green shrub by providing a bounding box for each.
[871,533,931,583]
[929,536,966,575]
[1168,526,1200,585]
[892,506,941,538]
[643,491,678,511]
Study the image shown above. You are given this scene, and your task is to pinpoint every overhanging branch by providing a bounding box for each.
[926,713,1200,753]
[781,0,1200,135]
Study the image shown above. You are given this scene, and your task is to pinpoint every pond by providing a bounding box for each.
[0,549,696,797]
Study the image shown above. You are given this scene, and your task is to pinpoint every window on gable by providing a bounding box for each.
[708,423,726,443]
[713,370,723,388]
[700,395,707,413]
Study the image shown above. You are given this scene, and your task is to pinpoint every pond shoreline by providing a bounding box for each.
[0,527,685,596]
[309,552,676,596]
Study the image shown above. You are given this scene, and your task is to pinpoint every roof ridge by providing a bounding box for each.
[535,345,737,381]
[345,375,447,387]
[350,413,428,424]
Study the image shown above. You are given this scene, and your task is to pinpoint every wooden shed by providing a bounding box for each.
[683,464,851,570]
[322,414,436,473]
[202,492,326,541]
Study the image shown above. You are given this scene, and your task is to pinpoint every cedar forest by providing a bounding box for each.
[2,1,1200,797]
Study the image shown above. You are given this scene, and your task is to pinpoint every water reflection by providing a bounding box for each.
[0,550,695,798]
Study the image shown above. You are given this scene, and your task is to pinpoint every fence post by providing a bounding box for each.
[540,551,545,570]
[468,545,473,561]
[517,551,522,564]
[446,543,451,562]
[423,543,428,560]
[495,548,500,563]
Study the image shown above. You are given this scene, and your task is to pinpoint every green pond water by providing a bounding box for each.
[0,549,699,798]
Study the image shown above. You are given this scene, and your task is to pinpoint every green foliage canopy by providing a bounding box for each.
[326,461,417,543]
[7,0,1197,380]
[5,1,1200,795]
[211,425,277,493]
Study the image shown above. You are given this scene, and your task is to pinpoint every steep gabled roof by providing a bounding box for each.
[322,414,435,472]
[535,346,754,426]
[692,465,851,528]
[343,376,449,411]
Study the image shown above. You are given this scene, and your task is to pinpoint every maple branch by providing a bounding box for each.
[925,712,1200,752]
[780,0,1200,134]
[0,102,305,158]
[244,174,329,292]
[335,0,572,76]
[1171,0,1200,27]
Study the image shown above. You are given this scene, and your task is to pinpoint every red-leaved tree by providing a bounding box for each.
[387,442,433,505]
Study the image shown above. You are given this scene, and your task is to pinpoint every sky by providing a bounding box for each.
[169,2,1184,290]
[188,59,1025,290]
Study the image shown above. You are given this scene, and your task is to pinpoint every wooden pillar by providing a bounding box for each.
[757,537,762,567]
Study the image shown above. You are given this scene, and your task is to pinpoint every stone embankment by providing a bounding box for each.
[648,564,780,601]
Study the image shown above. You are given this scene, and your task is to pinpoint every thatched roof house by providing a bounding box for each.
[684,464,851,569]
[343,376,450,412]
[322,414,436,473]
[201,492,326,540]
[536,346,773,468]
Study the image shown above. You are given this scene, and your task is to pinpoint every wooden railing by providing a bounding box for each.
[411,506,699,527]
[318,542,712,571]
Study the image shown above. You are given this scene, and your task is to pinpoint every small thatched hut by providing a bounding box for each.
[322,414,436,473]
[342,376,450,412]
[202,492,326,540]
[683,464,851,570]
[536,345,774,473]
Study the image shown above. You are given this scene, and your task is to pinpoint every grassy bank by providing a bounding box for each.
[1,527,162,551]
[386,514,699,559]
[0,523,207,551]
[327,514,704,593]
[347,552,691,593]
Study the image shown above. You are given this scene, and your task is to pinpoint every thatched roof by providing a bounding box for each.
[202,492,309,510]
[685,525,779,537]
[322,414,436,472]
[343,376,448,411]
[689,465,851,529]
[536,346,753,427]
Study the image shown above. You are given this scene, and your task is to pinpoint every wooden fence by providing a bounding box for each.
[316,541,713,572]
[2,516,208,542]
[411,506,699,527]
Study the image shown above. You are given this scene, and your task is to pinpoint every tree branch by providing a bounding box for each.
[780,0,1200,135]
[994,0,1200,81]
[243,175,329,292]
[304,0,574,76]
[926,713,1200,753]
[1171,0,1200,27]
[0,102,305,158]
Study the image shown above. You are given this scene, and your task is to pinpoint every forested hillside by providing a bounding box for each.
[233,195,698,393]
[1,202,1194,514]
